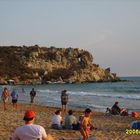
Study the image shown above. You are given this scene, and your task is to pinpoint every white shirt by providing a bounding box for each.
[11,124,47,140]
[51,114,62,125]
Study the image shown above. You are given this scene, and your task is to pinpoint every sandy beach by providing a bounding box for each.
[0,102,139,140]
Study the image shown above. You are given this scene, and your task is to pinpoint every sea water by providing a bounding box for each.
[0,77,140,113]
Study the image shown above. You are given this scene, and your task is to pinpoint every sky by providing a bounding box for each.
[0,0,140,76]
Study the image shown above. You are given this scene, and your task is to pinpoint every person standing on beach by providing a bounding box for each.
[11,88,18,109]
[10,110,54,140]
[30,88,36,103]
[80,108,94,140]
[1,87,10,110]
[61,90,68,112]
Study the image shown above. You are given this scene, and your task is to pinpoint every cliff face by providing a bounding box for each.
[0,46,119,84]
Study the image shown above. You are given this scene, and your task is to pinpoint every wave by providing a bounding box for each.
[69,91,140,100]
[37,89,140,100]
[37,89,59,94]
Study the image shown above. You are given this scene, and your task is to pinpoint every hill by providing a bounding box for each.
[0,45,119,84]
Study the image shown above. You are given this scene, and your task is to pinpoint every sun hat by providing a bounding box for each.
[132,112,139,118]
[23,110,35,121]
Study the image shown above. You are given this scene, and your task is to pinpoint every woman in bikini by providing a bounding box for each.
[1,87,10,110]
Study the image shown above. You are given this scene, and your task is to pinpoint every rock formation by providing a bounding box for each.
[0,45,120,84]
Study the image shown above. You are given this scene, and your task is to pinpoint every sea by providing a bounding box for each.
[0,77,140,113]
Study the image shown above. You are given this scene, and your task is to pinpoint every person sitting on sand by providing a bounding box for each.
[65,110,77,129]
[130,120,140,129]
[1,87,10,110]
[76,115,84,130]
[130,112,140,129]
[51,109,63,130]
[30,88,36,103]
[61,90,68,112]
[111,102,121,115]
[111,101,128,116]
[11,88,18,109]
[105,107,113,115]
[10,110,54,140]
[80,108,95,140]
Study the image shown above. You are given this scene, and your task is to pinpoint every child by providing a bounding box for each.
[80,108,93,140]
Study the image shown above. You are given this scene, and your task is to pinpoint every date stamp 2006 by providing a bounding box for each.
[126,129,140,135]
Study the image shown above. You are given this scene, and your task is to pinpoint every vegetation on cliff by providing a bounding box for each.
[0,45,119,84]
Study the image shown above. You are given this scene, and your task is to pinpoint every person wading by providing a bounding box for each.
[61,90,68,112]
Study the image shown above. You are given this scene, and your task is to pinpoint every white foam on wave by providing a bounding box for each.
[37,89,59,94]
[37,89,140,100]
[69,91,140,100]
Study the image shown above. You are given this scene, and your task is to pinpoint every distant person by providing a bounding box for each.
[10,110,54,140]
[80,108,96,140]
[111,102,121,115]
[1,87,10,110]
[65,110,77,129]
[130,112,140,129]
[11,88,18,109]
[61,90,68,112]
[51,109,63,130]
[22,88,26,94]
[77,115,84,130]
[30,88,36,103]
[130,120,140,129]
[105,107,113,115]
[111,101,128,116]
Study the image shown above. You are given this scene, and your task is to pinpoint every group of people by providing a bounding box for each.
[2,87,139,140]
[1,87,94,140]
[1,87,36,110]
[1,87,18,110]
[10,108,95,140]
[51,108,96,140]
[51,109,78,130]
[1,87,68,111]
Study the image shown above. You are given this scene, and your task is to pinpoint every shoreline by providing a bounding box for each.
[0,102,139,140]
[0,79,121,86]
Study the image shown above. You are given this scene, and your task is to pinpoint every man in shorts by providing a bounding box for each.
[61,90,68,112]
[30,88,36,103]
[11,88,18,109]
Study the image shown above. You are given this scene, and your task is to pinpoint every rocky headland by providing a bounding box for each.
[0,45,119,84]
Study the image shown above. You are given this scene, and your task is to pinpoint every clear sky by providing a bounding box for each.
[0,0,140,76]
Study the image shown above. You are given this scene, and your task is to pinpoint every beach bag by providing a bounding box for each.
[132,112,139,118]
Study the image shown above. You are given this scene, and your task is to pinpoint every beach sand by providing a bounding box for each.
[0,102,139,140]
